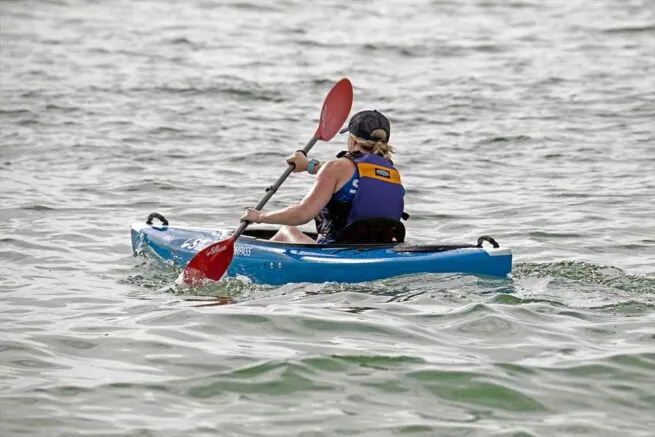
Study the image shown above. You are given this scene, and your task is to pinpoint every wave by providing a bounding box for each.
[124,83,286,103]
[602,24,655,34]
[514,261,655,294]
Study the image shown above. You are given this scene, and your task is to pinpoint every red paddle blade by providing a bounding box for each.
[183,237,235,285]
[316,78,353,141]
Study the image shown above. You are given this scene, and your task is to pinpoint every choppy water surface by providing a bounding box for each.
[1,0,654,435]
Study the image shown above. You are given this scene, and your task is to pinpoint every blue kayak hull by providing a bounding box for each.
[130,222,512,285]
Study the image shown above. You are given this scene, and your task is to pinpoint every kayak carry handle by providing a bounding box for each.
[476,236,499,248]
[146,212,169,226]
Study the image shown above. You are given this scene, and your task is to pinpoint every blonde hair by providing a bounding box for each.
[351,128,395,161]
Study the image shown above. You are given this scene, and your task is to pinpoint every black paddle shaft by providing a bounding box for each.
[231,134,319,241]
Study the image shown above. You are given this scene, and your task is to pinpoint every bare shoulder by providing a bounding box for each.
[320,157,355,174]
[316,158,355,192]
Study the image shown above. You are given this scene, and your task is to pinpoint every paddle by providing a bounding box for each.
[182,78,354,285]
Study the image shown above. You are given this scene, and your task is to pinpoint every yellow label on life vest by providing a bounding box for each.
[357,162,402,185]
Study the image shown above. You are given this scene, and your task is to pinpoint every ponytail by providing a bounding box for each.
[351,128,395,161]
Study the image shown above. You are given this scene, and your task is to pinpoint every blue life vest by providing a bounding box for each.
[315,151,405,243]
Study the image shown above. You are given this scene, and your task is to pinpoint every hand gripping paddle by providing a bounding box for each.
[183,78,354,285]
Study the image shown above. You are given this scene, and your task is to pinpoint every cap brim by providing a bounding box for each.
[339,127,349,134]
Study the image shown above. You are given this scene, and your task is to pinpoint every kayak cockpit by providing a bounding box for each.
[244,217,406,245]
[240,227,501,254]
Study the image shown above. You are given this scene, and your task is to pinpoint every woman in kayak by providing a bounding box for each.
[240,109,405,244]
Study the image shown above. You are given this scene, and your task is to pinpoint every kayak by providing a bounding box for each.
[130,215,512,285]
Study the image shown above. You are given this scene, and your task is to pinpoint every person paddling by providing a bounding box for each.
[240,110,405,244]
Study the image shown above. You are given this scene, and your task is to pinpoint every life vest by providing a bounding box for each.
[315,151,405,243]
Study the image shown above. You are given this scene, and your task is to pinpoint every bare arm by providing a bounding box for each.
[255,161,341,225]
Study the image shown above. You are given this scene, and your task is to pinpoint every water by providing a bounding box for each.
[1,0,654,435]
